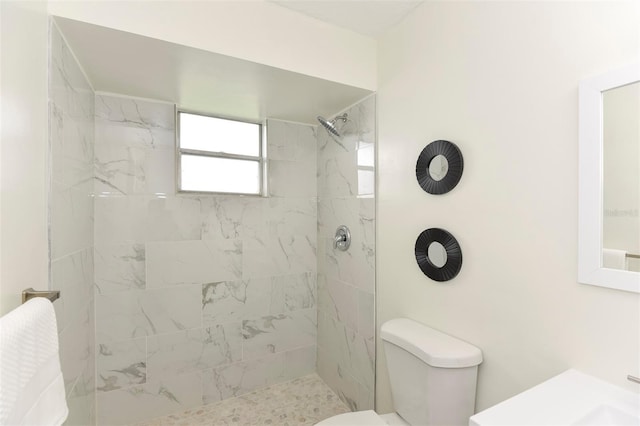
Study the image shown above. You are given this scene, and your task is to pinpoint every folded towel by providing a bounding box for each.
[0,298,68,426]
[603,248,628,270]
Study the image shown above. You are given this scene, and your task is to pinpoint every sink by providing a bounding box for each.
[573,404,639,425]
[469,369,640,425]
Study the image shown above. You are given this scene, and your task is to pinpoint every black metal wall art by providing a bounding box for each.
[416,140,464,194]
[415,228,463,282]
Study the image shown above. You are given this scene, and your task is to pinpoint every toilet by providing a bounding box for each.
[317,318,483,426]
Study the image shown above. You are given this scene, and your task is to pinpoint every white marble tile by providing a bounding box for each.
[94,118,175,157]
[95,243,145,294]
[50,26,94,127]
[268,159,317,198]
[275,272,316,312]
[51,248,94,333]
[323,234,375,294]
[318,196,375,289]
[96,285,202,342]
[284,345,317,380]
[297,123,318,160]
[318,152,358,198]
[356,380,375,413]
[200,196,263,240]
[202,280,252,326]
[318,198,375,278]
[266,120,317,162]
[359,198,375,244]
[264,197,317,238]
[50,25,96,426]
[50,103,94,192]
[242,309,316,360]
[146,324,242,380]
[317,96,375,159]
[65,359,97,426]
[201,278,283,327]
[95,94,175,128]
[243,234,316,278]
[65,391,94,426]
[357,290,375,340]
[146,239,242,287]
[59,302,94,396]
[318,198,356,237]
[317,120,357,156]
[50,22,95,256]
[317,275,358,332]
[316,346,360,411]
[94,196,201,244]
[350,96,376,148]
[94,142,175,195]
[96,371,202,425]
[202,353,286,404]
[317,312,374,393]
[97,337,147,392]
[266,120,297,161]
[51,184,94,260]
[317,233,327,277]
[315,96,377,415]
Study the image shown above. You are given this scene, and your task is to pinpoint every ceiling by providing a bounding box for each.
[270,0,423,37]
[55,18,372,124]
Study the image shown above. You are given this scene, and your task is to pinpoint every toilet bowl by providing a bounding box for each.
[317,318,483,426]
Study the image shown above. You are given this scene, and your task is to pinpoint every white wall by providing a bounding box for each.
[0,1,50,315]
[377,1,640,413]
[47,0,377,91]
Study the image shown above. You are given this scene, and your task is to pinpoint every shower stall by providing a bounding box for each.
[49,18,376,425]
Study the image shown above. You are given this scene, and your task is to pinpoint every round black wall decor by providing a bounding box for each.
[416,140,464,195]
[415,228,463,282]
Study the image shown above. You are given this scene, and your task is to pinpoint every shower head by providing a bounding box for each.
[317,113,348,137]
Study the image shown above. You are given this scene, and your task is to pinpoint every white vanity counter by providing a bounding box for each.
[469,369,640,425]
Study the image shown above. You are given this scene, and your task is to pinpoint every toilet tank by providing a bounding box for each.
[381,318,483,426]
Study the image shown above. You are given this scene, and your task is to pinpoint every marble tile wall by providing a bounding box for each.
[93,101,318,424]
[49,23,96,426]
[316,95,376,411]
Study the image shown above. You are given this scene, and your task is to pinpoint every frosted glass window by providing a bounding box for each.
[179,112,260,156]
[177,110,263,195]
[181,155,260,194]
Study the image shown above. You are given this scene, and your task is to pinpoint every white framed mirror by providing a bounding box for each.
[578,63,640,293]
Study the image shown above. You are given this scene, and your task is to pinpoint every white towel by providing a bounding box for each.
[0,298,68,426]
[602,248,628,270]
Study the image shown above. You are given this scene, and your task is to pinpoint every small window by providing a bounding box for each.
[177,111,264,195]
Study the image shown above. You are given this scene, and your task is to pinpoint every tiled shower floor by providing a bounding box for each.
[131,374,351,426]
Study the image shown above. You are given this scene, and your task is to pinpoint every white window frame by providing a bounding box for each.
[176,108,266,196]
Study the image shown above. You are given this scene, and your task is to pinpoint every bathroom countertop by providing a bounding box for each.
[469,369,640,425]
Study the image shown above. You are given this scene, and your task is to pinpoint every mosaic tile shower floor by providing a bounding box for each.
[131,374,351,426]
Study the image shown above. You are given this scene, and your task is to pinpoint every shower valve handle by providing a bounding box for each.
[334,225,351,251]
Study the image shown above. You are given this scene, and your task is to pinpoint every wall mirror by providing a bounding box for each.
[416,140,464,194]
[415,228,463,282]
[578,62,640,293]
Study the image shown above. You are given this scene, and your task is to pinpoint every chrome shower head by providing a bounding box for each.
[317,113,348,137]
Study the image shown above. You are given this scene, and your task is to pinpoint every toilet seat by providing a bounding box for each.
[316,410,388,425]
[316,410,409,426]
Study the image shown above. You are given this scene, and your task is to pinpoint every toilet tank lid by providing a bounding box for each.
[381,318,483,368]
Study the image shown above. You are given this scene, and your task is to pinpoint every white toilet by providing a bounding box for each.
[317,318,483,426]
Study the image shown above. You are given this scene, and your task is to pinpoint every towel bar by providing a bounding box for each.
[626,253,640,259]
[21,288,61,304]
